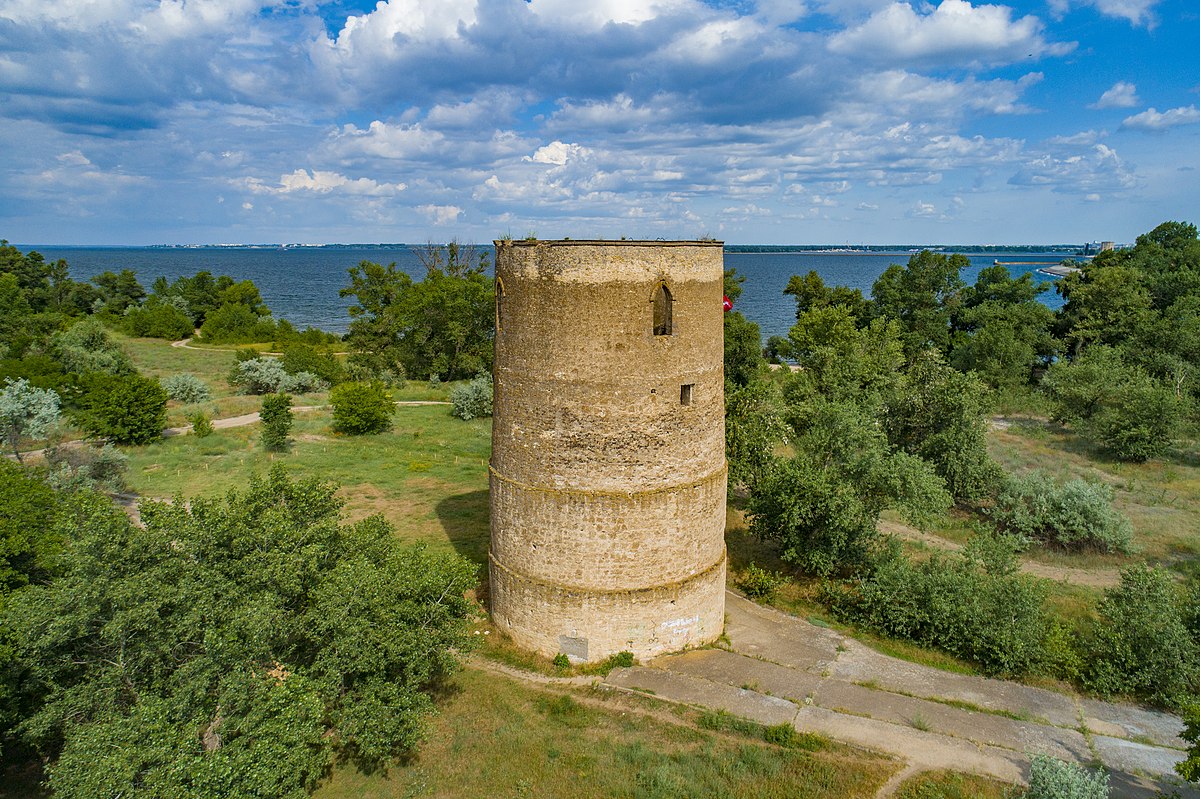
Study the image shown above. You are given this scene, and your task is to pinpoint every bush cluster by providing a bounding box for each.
[1026,754,1108,799]
[78,373,168,445]
[1083,565,1200,708]
[281,344,345,387]
[161,373,211,404]
[44,443,128,493]
[736,564,788,601]
[260,393,293,452]
[450,372,493,420]
[822,543,1048,677]
[988,472,1132,554]
[122,301,193,340]
[229,357,325,395]
[330,381,395,435]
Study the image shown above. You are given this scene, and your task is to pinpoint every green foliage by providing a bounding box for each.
[0,460,60,594]
[748,400,950,576]
[52,318,135,376]
[0,378,60,462]
[189,412,213,438]
[786,306,905,404]
[79,373,168,445]
[871,250,967,359]
[161,372,211,404]
[1179,704,1200,783]
[989,472,1132,553]
[950,265,1057,390]
[230,357,325,395]
[44,443,129,494]
[1026,754,1109,799]
[199,302,278,344]
[822,541,1048,677]
[341,243,493,381]
[330,381,396,435]
[122,299,194,340]
[449,372,493,420]
[724,310,766,388]
[1044,347,1184,461]
[91,269,146,316]
[725,379,788,491]
[784,270,870,323]
[607,651,635,669]
[737,564,788,601]
[3,468,477,796]
[552,653,570,669]
[260,393,293,452]
[1083,565,1200,708]
[883,353,1001,503]
[280,344,345,386]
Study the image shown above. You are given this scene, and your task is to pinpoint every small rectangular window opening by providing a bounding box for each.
[680,384,694,406]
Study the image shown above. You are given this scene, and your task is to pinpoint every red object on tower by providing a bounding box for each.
[722,295,733,312]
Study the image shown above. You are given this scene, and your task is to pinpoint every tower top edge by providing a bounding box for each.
[494,239,724,248]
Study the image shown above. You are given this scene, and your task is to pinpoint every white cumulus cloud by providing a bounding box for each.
[246,169,406,196]
[1090,81,1139,109]
[1121,105,1200,131]
[417,204,462,225]
[828,0,1073,67]
[525,141,591,166]
[1049,0,1159,28]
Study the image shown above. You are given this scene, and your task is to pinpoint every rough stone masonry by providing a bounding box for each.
[489,239,728,663]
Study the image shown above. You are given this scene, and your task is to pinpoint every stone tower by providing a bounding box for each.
[489,239,727,663]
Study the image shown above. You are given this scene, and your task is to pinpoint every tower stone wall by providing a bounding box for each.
[489,240,727,663]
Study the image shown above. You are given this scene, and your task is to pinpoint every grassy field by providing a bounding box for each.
[314,668,899,799]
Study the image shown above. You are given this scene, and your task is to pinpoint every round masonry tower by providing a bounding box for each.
[489,239,727,663]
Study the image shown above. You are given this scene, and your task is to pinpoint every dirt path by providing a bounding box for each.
[171,336,282,355]
[878,519,1122,588]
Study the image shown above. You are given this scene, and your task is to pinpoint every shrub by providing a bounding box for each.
[607,651,635,669]
[330,381,395,435]
[229,357,289,394]
[552,653,570,669]
[0,378,60,463]
[280,371,326,395]
[44,443,128,493]
[1084,565,1200,708]
[52,319,135,376]
[988,472,1132,554]
[260,393,293,452]
[190,412,213,438]
[1085,378,1183,462]
[737,564,788,601]
[1179,704,1200,783]
[161,373,211,404]
[822,544,1048,677]
[79,373,167,445]
[122,302,193,340]
[450,372,493,420]
[1026,754,1108,799]
[281,344,345,386]
[199,302,278,344]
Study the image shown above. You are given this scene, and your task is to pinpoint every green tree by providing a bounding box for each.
[341,242,494,381]
[0,379,60,464]
[883,354,1001,503]
[725,379,788,491]
[724,269,764,386]
[783,270,871,323]
[79,373,167,445]
[330,381,395,435]
[871,250,967,359]
[748,399,950,576]
[1084,565,1199,708]
[52,318,136,376]
[1180,705,1200,783]
[1056,263,1155,355]
[785,305,905,405]
[4,468,476,798]
[260,394,293,452]
[91,269,146,315]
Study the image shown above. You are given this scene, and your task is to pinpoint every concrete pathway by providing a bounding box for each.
[604,591,1197,798]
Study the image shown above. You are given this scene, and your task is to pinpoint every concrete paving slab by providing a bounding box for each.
[812,681,1091,763]
[604,666,799,727]
[723,592,843,671]
[1092,734,1188,780]
[829,638,1080,728]
[793,705,1026,784]
[652,648,824,704]
[1081,698,1187,750]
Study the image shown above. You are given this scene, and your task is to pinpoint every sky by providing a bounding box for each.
[0,0,1197,245]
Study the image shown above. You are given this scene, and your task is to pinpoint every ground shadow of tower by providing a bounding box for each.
[489,239,727,663]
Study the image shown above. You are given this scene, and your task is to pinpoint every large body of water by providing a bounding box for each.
[22,245,1071,342]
